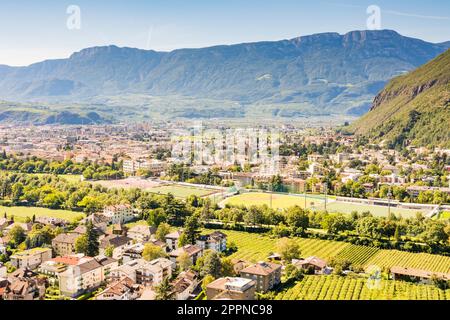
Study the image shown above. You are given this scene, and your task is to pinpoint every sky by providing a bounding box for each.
[0,0,449,66]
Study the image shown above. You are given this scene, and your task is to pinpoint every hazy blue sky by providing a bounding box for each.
[1,0,449,66]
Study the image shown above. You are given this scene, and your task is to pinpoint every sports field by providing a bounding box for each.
[0,206,85,223]
[222,193,324,210]
[317,201,422,218]
[147,185,218,199]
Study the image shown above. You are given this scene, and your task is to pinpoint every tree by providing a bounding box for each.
[155,223,171,242]
[11,182,24,202]
[202,275,215,292]
[286,206,309,234]
[200,250,222,278]
[421,221,448,244]
[85,221,99,256]
[323,214,353,235]
[244,206,264,226]
[177,252,192,271]
[104,245,115,258]
[183,214,201,245]
[276,238,301,261]
[75,235,88,254]
[8,225,26,245]
[155,277,174,300]
[146,208,167,228]
[142,243,167,261]
[221,258,236,277]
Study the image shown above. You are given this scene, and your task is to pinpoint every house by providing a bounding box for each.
[58,256,118,297]
[35,216,67,227]
[293,256,328,274]
[10,247,52,270]
[239,261,282,293]
[96,276,142,300]
[171,270,199,300]
[0,217,12,231]
[3,269,46,300]
[127,225,154,242]
[169,244,203,265]
[38,254,93,279]
[196,231,227,252]
[231,259,250,275]
[110,224,127,236]
[122,243,145,263]
[71,224,106,238]
[99,234,133,260]
[52,233,79,256]
[102,204,135,225]
[206,277,256,300]
[0,262,6,278]
[165,230,183,251]
[4,222,33,234]
[0,237,7,255]
[390,266,450,285]
[109,258,174,287]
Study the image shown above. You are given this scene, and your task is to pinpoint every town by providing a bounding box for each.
[0,122,449,300]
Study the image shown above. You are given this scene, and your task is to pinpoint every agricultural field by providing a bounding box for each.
[0,206,85,223]
[334,245,381,266]
[221,230,349,262]
[222,193,325,210]
[274,275,450,300]
[317,201,421,218]
[220,230,450,274]
[366,250,450,274]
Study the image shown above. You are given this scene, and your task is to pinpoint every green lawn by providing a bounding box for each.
[222,193,324,210]
[147,185,217,199]
[316,201,421,218]
[0,206,85,223]
[438,211,450,220]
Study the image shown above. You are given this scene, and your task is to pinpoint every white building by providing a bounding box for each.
[102,204,135,225]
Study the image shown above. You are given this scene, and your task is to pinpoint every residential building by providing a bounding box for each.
[293,256,328,274]
[240,261,282,293]
[169,245,203,265]
[52,233,79,256]
[390,266,450,285]
[206,277,256,300]
[196,231,227,252]
[10,248,52,270]
[3,269,46,300]
[102,204,135,225]
[99,235,133,260]
[171,271,199,301]
[127,225,154,242]
[122,243,145,263]
[58,256,118,297]
[0,262,6,278]
[96,277,142,300]
[109,258,174,287]
[165,230,183,251]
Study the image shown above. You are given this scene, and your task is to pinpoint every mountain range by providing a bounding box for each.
[349,48,450,148]
[0,29,449,122]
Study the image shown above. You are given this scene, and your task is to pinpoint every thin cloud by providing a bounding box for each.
[384,10,450,20]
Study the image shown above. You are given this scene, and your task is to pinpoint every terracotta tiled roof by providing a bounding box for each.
[240,261,282,276]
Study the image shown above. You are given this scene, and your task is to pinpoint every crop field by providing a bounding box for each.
[366,250,450,274]
[222,193,324,210]
[334,245,381,266]
[317,201,421,218]
[220,230,450,274]
[274,275,450,300]
[147,185,218,199]
[221,230,349,262]
[0,206,85,223]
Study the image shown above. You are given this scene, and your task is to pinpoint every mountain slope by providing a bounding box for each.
[349,49,450,148]
[0,30,449,118]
